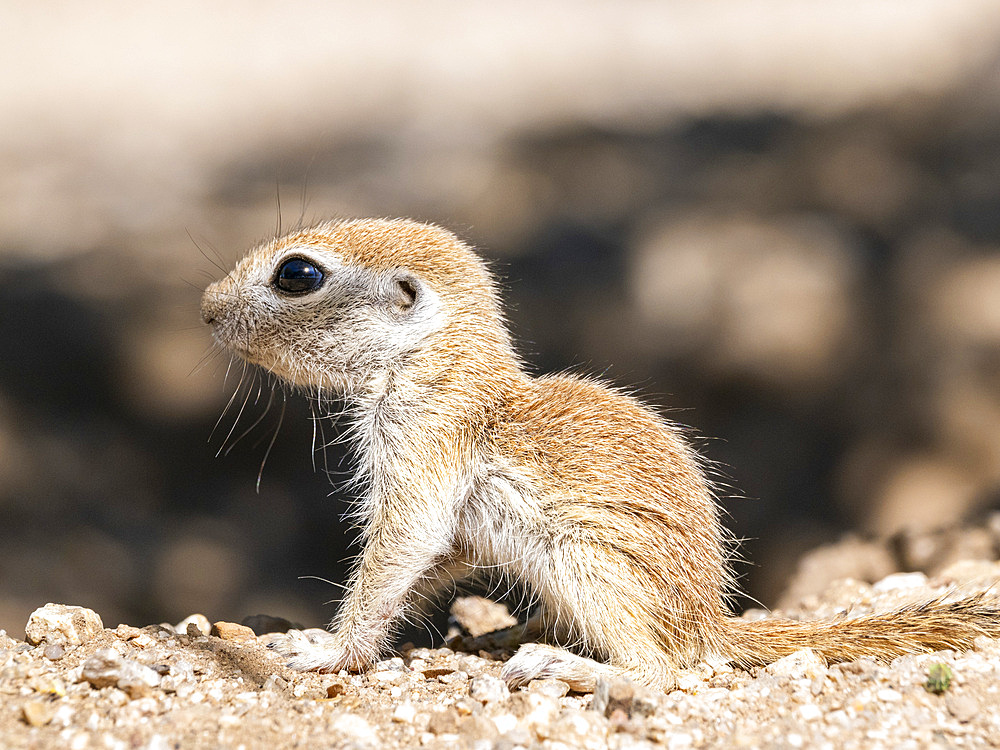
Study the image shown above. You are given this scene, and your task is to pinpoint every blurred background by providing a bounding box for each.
[3,0,1000,638]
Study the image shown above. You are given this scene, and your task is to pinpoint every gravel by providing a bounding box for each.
[2,568,1000,749]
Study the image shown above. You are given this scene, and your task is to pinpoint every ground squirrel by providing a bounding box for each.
[200,218,1000,691]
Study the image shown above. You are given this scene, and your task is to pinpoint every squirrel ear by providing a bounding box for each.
[391,272,419,312]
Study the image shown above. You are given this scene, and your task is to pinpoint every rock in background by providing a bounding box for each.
[2,0,1000,633]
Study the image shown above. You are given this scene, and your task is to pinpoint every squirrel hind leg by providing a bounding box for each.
[500,643,677,693]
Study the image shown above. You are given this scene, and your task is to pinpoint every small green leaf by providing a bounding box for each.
[925,663,953,694]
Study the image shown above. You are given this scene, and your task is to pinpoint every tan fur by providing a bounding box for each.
[201,218,1000,691]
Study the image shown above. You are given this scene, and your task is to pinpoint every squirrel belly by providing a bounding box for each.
[201,218,1000,691]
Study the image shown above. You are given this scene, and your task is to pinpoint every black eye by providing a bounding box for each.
[274,258,324,294]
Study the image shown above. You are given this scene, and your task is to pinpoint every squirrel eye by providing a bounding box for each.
[275,258,324,294]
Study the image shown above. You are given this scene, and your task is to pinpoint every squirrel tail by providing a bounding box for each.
[723,592,1000,668]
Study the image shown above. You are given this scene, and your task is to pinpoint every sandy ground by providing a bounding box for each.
[3,547,1000,750]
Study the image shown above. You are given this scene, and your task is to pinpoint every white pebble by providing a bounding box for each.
[469,675,510,703]
[946,693,979,723]
[676,673,703,691]
[25,604,104,647]
[798,703,823,721]
[765,649,827,680]
[523,692,559,728]
[492,713,518,734]
[392,702,417,723]
[872,572,927,592]
[116,660,161,698]
[173,614,211,636]
[330,713,378,747]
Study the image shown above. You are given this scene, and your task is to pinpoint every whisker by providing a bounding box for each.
[224,385,276,456]
[310,402,319,473]
[209,359,248,443]
[187,228,229,276]
[275,179,282,238]
[256,393,287,493]
[217,369,255,457]
[189,342,226,378]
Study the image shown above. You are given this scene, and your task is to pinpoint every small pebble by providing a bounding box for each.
[29,675,66,697]
[520,692,560,729]
[210,621,256,643]
[872,572,927,592]
[546,709,609,744]
[764,649,826,680]
[25,604,104,647]
[797,703,822,721]
[329,713,378,748]
[80,648,161,698]
[491,713,518,734]
[427,707,460,735]
[422,667,455,679]
[81,648,124,689]
[946,693,979,723]
[469,674,510,704]
[371,670,404,684]
[809,676,825,696]
[527,678,570,698]
[676,673,703,692]
[667,731,693,749]
[376,657,406,671]
[457,714,497,743]
[392,702,417,723]
[159,659,195,693]
[262,675,288,693]
[116,660,162,698]
[326,681,346,698]
[173,614,211,637]
[839,658,878,677]
[22,699,57,726]
[592,677,635,717]
[449,596,517,637]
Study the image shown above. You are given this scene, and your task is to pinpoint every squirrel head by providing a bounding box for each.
[202,218,513,397]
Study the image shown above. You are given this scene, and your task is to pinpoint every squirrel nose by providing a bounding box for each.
[200,291,219,326]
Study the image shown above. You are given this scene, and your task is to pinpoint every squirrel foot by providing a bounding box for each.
[266,628,371,673]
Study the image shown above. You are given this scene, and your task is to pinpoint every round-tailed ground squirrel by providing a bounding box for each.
[201,218,1000,691]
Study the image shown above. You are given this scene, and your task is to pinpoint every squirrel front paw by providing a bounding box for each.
[265,628,373,673]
